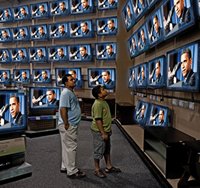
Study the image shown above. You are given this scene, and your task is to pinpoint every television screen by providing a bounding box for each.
[88,68,116,90]
[161,0,195,40]
[12,26,30,41]
[12,5,30,21]
[30,24,48,41]
[0,49,11,63]
[136,63,147,88]
[10,48,29,63]
[32,69,51,84]
[167,41,200,92]
[134,0,148,21]
[0,70,11,85]
[49,22,68,39]
[97,0,118,10]
[48,46,68,62]
[69,0,94,14]
[0,8,13,23]
[68,44,92,62]
[128,66,137,89]
[28,47,48,63]
[147,56,166,88]
[0,28,13,43]
[69,20,94,38]
[128,33,139,58]
[96,17,118,36]
[0,90,27,135]
[13,69,30,84]
[55,67,82,88]
[135,100,149,126]
[30,2,49,19]
[49,1,69,16]
[147,0,158,9]
[95,42,117,60]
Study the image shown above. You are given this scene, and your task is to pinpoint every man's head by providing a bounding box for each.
[155,61,161,78]
[58,25,65,34]
[153,15,160,34]
[20,7,27,15]
[181,48,192,78]
[81,22,88,33]
[37,49,43,57]
[3,50,8,58]
[140,29,145,42]
[62,74,75,89]
[92,85,108,99]
[131,37,136,48]
[140,104,146,117]
[42,70,48,79]
[22,71,27,79]
[18,50,25,58]
[126,5,131,16]
[68,70,77,79]
[108,0,115,5]
[158,109,164,123]
[106,45,113,55]
[79,46,87,57]
[174,0,184,18]
[141,66,145,80]
[2,30,8,38]
[46,90,56,103]
[38,26,45,35]
[39,4,45,13]
[107,19,115,30]
[58,48,64,57]
[102,71,111,83]
[4,9,10,17]
[19,28,26,37]
[81,0,89,9]
[59,2,66,11]
[9,96,20,118]
[3,71,8,79]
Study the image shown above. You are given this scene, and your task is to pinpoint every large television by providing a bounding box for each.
[0,8,13,23]
[97,0,118,10]
[161,0,195,40]
[28,47,48,63]
[96,17,118,36]
[10,48,29,64]
[0,70,11,85]
[13,69,31,84]
[167,41,200,92]
[68,44,92,62]
[32,69,51,84]
[48,45,68,62]
[0,28,13,43]
[49,1,69,17]
[128,32,139,58]
[55,67,82,88]
[135,62,147,88]
[30,2,49,19]
[128,66,137,89]
[95,42,117,60]
[87,68,116,90]
[0,90,27,135]
[69,0,94,14]
[12,5,30,21]
[12,26,30,41]
[69,20,94,38]
[30,24,48,41]
[0,49,11,64]
[147,56,166,88]
[49,22,68,39]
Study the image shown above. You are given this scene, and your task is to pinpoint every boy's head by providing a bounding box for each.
[92,85,102,99]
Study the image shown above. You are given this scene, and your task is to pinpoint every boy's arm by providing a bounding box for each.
[95,119,108,140]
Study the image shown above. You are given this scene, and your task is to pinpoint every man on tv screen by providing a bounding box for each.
[14,7,28,19]
[137,66,146,85]
[30,48,46,61]
[106,44,116,59]
[101,70,115,89]
[13,28,28,40]
[150,108,165,126]
[80,22,90,36]
[107,19,117,33]
[12,49,27,63]
[0,9,12,21]
[68,70,82,88]
[32,26,47,39]
[49,48,67,60]
[51,1,67,15]
[32,4,48,17]
[129,69,136,88]
[138,28,147,50]
[79,46,90,60]
[149,60,163,84]
[136,104,146,122]
[71,0,91,13]
[0,50,10,63]
[41,70,50,82]
[45,90,59,107]
[0,71,10,84]
[124,4,133,29]
[136,0,146,15]
[130,36,138,56]
[0,29,11,41]
[108,0,117,8]
[20,71,29,83]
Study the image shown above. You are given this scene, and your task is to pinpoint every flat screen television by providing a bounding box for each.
[135,62,147,88]
[32,69,51,84]
[0,70,11,85]
[69,0,94,14]
[166,41,200,92]
[10,48,29,64]
[49,0,69,17]
[96,17,118,36]
[68,44,92,62]
[97,0,118,10]
[30,24,48,41]
[128,32,139,58]
[12,26,30,41]
[0,8,13,23]
[12,5,30,21]
[48,45,68,62]
[30,2,49,19]
[0,28,13,43]
[49,22,68,39]
[128,66,137,89]
[0,49,11,64]
[95,42,117,60]
[134,0,148,22]
[147,56,166,88]
[0,90,27,135]
[69,19,94,38]
[87,68,116,90]
[161,0,195,40]
[55,67,82,88]
[13,69,31,84]
[28,47,48,63]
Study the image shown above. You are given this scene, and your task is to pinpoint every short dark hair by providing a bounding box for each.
[182,48,192,59]
[92,85,102,99]
[62,73,72,85]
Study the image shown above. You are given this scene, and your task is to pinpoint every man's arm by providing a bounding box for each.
[60,107,69,130]
[95,119,108,140]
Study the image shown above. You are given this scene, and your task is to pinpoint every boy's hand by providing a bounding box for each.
[101,132,108,141]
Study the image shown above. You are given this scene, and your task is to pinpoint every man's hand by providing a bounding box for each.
[64,124,69,130]
[101,132,108,141]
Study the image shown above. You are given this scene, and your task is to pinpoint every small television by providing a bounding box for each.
[135,62,147,88]
[0,28,13,43]
[28,47,48,63]
[0,90,27,135]
[69,0,94,15]
[0,8,13,23]
[96,17,118,36]
[49,1,69,17]
[166,41,200,92]
[0,49,11,63]
[32,69,51,84]
[13,69,30,84]
[49,22,68,39]
[95,42,117,60]
[134,100,149,126]
[30,2,49,19]
[87,68,116,90]
[161,0,195,40]
[12,26,30,41]
[12,5,30,21]
[0,70,11,85]
[10,48,29,63]
[128,33,139,58]
[134,0,148,21]
[48,45,68,62]
[147,56,166,88]
[68,44,92,62]
[55,67,82,88]
[30,24,48,41]
[97,0,118,10]
[128,66,137,89]
[146,103,170,127]
[69,20,94,38]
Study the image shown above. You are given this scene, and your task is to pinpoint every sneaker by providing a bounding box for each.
[67,170,86,179]
[60,168,67,173]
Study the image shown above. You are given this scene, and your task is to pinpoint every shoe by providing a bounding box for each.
[105,166,121,173]
[60,168,67,173]
[67,170,86,179]
[94,169,106,178]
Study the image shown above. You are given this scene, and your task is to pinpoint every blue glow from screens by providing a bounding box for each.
[48,46,68,62]
[0,70,11,85]
[49,22,68,39]
[11,48,29,63]
[30,2,49,18]
[13,5,30,21]
[32,69,51,84]
[49,1,69,16]
[13,69,30,84]
[29,47,48,62]
[135,100,149,126]
[0,28,13,43]
[97,0,118,10]
[12,26,30,41]
[0,49,11,63]
[0,8,13,22]
[69,0,94,14]
[30,24,48,41]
